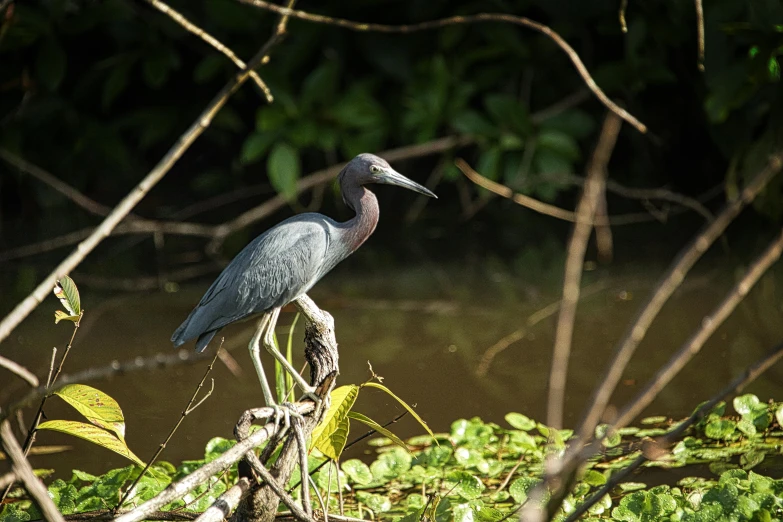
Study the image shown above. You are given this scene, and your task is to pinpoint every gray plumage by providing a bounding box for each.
[171,153,436,353]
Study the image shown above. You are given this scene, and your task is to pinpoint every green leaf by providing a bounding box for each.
[734,394,762,415]
[451,110,496,136]
[640,416,667,425]
[505,412,536,431]
[341,459,373,486]
[705,419,737,440]
[310,385,359,459]
[53,384,126,440]
[36,37,67,91]
[347,411,408,453]
[509,477,539,504]
[37,421,143,466]
[266,142,300,202]
[355,491,392,513]
[537,130,580,161]
[54,276,80,317]
[54,310,79,324]
[240,132,275,165]
[775,405,783,427]
[47,479,78,514]
[193,54,225,84]
[445,471,485,500]
[740,449,765,470]
[595,424,621,448]
[362,382,435,442]
[582,469,607,487]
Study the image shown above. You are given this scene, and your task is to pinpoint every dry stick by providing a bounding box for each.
[0,471,18,490]
[144,0,272,102]
[577,151,783,446]
[115,350,220,511]
[619,0,628,33]
[695,0,705,72]
[476,280,608,378]
[0,349,213,423]
[537,226,783,522]
[564,340,783,522]
[236,0,647,134]
[1,320,81,503]
[30,511,197,521]
[115,403,314,522]
[0,149,112,217]
[456,159,680,226]
[293,419,312,517]
[594,192,613,262]
[194,477,252,522]
[0,23,286,348]
[0,420,65,522]
[0,355,39,387]
[614,228,783,428]
[548,113,622,429]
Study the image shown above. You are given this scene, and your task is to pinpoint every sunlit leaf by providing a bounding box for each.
[310,385,359,459]
[37,421,143,466]
[342,458,373,486]
[347,411,409,452]
[54,310,79,324]
[362,382,435,442]
[505,412,536,431]
[444,471,485,500]
[53,275,80,317]
[54,384,126,440]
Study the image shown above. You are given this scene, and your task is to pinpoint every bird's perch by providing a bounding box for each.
[230,296,339,522]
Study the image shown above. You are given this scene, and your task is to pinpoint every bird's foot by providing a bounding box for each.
[267,402,302,439]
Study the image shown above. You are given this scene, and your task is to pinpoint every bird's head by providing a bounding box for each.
[338,153,437,198]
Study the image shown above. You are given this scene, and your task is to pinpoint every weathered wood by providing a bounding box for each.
[231,295,339,522]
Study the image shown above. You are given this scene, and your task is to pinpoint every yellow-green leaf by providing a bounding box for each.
[37,420,143,466]
[310,385,359,456]
[54,276,80,316]
[362,382,435,441]
[53,384,126,440]
[315,417,350,460]
[54,310,79,324]
[347,411,409,453]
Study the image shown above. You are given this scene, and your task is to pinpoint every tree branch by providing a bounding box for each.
[548,112,622,428]
[0,355,39,387]
[235,1,647,133]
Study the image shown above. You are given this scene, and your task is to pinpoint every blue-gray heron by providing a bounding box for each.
[172,153,436,417]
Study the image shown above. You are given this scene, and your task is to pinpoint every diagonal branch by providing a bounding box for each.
[0,355,39,387]
[547,112,622,428]
[144,0,273,102]
[0,13,290,347]
[0,420,65,522]
[235,1,647,133]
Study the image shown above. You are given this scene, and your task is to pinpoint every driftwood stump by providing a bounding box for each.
[231,297,339,522]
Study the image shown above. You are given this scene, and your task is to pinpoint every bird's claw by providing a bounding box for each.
[267,403,302,438]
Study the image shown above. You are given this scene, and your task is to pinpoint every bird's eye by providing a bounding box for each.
[370,165,381,174]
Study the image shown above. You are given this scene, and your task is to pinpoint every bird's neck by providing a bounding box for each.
[343,183,379,253]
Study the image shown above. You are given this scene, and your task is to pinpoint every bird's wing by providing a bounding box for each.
[172,218,330,345]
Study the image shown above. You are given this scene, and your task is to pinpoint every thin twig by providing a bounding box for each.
[308,474,327,522]
[115,349,221,511]
[548,113,622,428]
[236,1,647,133]
[0,149,112,216]
[0,355,39,387]
[576,151,783,445]
[564,340,783,522]
[194,477,252,522]
[614,228,783,428]
[619,0,628,33]
[0,20,287,347]
[0,349,213,423]
[695,0,705,71]
[115,403,314,522]
[0,420,65,522]
[294,418,312,517]
[144,0,273,101]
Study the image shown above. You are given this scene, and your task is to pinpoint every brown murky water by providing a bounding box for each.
[2,261,783,477]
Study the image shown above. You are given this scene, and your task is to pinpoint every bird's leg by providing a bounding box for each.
[262,306,321,405]
[249,311,300,433]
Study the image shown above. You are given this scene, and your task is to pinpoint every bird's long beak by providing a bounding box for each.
[379,169,437,198]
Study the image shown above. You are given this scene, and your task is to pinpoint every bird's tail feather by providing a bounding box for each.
[195,330,218,353]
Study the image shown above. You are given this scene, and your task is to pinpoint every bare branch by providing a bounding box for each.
[577,151,783,444]
[116,349,221,511]
[0,149,111,217]
[0,471,18,490]
[194,478,252,522]
[695,0,705,71]
[564,340,783,522]
[0,18,289,347]
[0,420,65,522]
[235,1,647,133]
[0,355,39,387]
[144,0,273,101]
[619,0,628,33]
[548,112,622,429]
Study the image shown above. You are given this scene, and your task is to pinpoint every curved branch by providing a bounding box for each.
[235,1,647,133]
[0,355,39,388]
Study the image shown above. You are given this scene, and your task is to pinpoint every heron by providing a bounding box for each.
[172,153,436,421]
